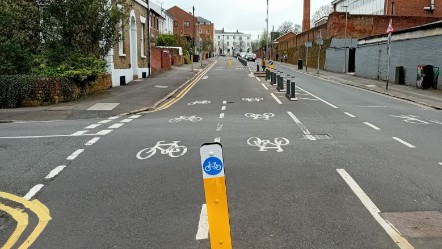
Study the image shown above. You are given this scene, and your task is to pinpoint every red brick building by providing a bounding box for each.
[167,6,198,40]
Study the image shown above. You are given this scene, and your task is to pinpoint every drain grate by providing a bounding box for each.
[303,134,333,140]
[381,211,442,238]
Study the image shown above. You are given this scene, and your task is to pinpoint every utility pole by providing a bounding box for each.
[344,5,348,74]
[266,0,269,60]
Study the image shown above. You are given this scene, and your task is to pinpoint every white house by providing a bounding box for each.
[214,28,252,56]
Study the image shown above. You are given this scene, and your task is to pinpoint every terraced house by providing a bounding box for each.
[105,0,150,87]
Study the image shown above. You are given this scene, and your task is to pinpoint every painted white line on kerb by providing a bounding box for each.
[196,204,209,240]
[121,119,133,123]
[67,149,84,160]
[214,137,221,143]
[261,83,269,90]
[296,86,338,109]
[256,77,261,82]
[108,123,124,129]
[85,124,102,129]
[98,120,112,124]
[219,113,225,119]
[24,184,44,200]
[337,169,414,249]
[287,111,316,141]
[270,93,283,105]
[45,165,66,179]
[96,130,113,135]
[393,137,415,148]
[364,122,381,130]
[85,137,101,146]
[344,112,356,118]
[72,130,88,136]
[221,106,226,111]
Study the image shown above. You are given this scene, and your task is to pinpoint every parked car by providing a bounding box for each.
[240,52,247,58]
[245,53,256,62]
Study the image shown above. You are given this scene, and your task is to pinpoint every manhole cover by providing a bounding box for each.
[303,134,333,140]
[381,211,442,238]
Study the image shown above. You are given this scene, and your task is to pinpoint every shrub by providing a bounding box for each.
[0,75,33,108]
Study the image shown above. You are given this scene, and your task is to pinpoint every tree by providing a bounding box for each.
[277,21,301,35]
[0,0,40,74]
[259,30,268,50]
[311,4,333,27]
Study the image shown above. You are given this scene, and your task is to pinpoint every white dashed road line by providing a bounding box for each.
[392,137,415,148]
[296,86,338,109]
[24,184,45,200]
[129,115,141,119]
[45,165,66,179]
[121,119,133,123]
[363,122,381,130]
[261,83,269,90]
[96,130,113,135]
[72,131,88,136]
[270,93,283,105]
[67,149,84,160]
[214,137,221,143]
[221,106,226,111]
[344,112,356,118]
[108,116,120,120]
[108,123,125,129]
[337,169,414,249]
[196,204,209,240]
[439,162,442,166]
[85,124,102,129]
[98,120,112,124]
[85,137,101,146]
[223,101,227,104]
[256,77,261,82]
[217,123,223,131]
[219,113,225,119]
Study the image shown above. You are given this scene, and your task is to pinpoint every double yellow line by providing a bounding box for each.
[0,192,51,249]
[156,61,218,111]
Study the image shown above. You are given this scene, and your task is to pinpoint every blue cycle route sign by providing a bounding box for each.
[203,157,223,176]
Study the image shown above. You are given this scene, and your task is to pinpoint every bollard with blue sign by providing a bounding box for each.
[200,143,232,249]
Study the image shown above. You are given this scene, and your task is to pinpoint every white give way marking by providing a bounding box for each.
[247,137,289,152]
[188,100,211,105]
[137,141,187,159]
[242,98,263,102]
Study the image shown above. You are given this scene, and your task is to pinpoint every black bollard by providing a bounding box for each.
[257,63,260,72]
[286,76,291,95]
[286,77,297,101]
[276,71,280,86]
[277,74,287,92]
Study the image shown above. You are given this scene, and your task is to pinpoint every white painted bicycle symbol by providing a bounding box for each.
[242,98,263,102]
[169,115,202,123]
[204,162,222,171]
[136,141,187,159]
[245,113,275,120]
[188,100,211,105]
[247,137,289,152]
[390,115,430,124]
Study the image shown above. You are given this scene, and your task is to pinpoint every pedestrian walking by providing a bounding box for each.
[261,58,266,71]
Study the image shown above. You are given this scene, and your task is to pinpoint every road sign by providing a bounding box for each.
[268,60,274,71]
[305,42,313,48]
[200,143,232,248]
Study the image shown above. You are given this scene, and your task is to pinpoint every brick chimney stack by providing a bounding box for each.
[302,0,311,32]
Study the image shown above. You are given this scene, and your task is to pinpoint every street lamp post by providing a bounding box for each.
[266,0,269,61]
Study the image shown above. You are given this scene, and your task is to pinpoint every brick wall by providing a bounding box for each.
[151,48,172,74]
[385,0,442,17]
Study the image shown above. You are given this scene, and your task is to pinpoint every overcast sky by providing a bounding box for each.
[159,0,329,40]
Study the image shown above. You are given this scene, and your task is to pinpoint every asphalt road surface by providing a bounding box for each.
[1,57,442,248]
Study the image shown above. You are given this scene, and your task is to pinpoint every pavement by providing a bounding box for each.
[272,61,442,110]
[1,57,440,123]
[0,59,216,122]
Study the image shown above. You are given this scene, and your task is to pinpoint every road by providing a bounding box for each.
[1,57,442,248]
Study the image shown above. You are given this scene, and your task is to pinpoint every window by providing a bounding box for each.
[141,22,145,57]
[206,30,209,34]
[174,21,178,27]
[199,29,202,33]
[227,42,229,46]
[184,21,190,27]
[118,20,125,56]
